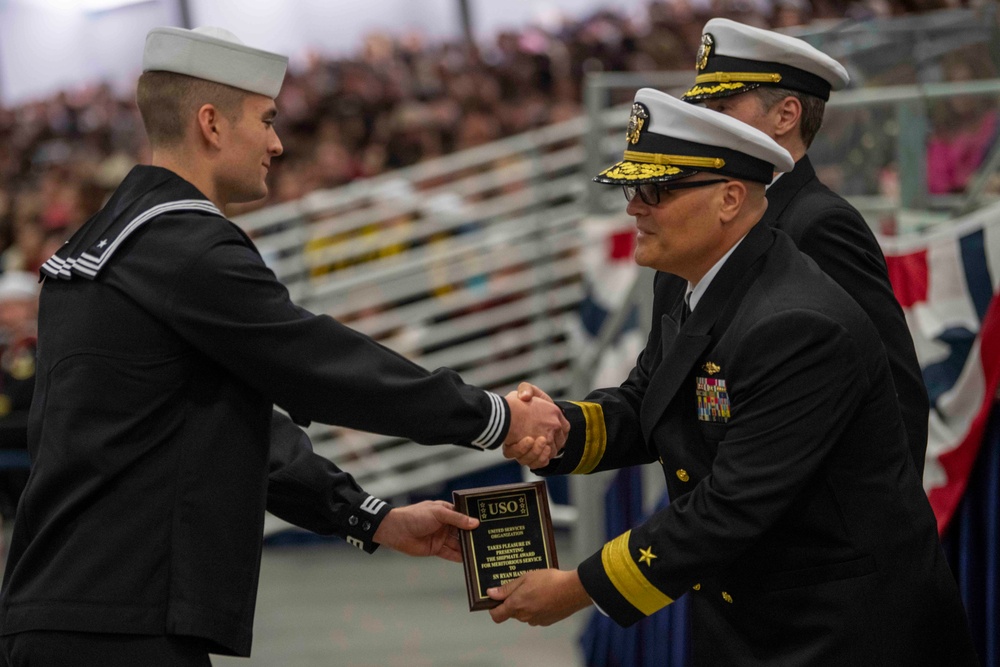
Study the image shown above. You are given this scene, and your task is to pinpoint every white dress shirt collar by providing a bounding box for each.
[685,234,748,313]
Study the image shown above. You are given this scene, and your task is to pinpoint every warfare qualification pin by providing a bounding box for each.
[626,102,649,145]
[696,33,714,71]
[702,361,720,375]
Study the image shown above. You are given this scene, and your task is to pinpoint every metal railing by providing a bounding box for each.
[245,116,592,535]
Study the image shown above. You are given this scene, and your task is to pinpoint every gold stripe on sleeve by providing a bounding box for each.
[568,401,607,474]
[601,530,674,616]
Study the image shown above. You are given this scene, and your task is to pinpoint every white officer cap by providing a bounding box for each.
[143,26,288,98]
[0,272,39,303]
[594,87,793,185]
[682,18,849,102]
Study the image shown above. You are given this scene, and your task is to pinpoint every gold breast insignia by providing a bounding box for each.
[702,361,720,375]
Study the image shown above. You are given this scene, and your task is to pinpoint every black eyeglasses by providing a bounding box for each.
[622,178,729,206]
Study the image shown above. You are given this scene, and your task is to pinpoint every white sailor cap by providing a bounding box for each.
[594,87,793,186]
[682,18,849,102]
[143,26,288,98]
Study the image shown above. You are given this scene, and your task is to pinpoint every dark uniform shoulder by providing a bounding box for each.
[754,231,879,345]
[40,166,230,282]
[773,178,869,244]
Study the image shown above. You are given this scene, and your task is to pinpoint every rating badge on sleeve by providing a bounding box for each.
[696,376,730,422]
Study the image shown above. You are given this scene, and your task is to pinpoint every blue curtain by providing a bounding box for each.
[579,468,691,666]
[941,401,1000,667]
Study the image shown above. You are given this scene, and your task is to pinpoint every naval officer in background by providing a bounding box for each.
[682,18,929,475]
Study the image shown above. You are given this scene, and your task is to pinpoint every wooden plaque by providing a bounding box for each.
[452,481,558,611]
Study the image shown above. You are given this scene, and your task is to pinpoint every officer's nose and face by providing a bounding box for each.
[625,175,730,282]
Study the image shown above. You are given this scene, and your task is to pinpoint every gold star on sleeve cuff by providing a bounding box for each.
[638,546,657,567]
[601,530,673,616]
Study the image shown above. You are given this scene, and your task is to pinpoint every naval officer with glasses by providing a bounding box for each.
[490,87,978,667]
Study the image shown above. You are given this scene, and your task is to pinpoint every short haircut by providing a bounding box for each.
[753,87,826,148]
[136,71,247,147]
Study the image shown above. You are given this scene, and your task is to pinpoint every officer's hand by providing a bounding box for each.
[516,382,556,405]
[487,569,592,626]
[503,392,569,459]
[502,436,554,469]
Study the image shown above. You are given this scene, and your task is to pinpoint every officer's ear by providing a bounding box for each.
[771,96,802,143]
[717,179,748,223]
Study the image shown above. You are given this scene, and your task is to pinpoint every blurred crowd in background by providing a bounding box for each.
[0,0,990,279]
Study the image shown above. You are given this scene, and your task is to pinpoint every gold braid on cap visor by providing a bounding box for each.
[598,163,682,180]
[599,151,726,181]
[685,82,748,97]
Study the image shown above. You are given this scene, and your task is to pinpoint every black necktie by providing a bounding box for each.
[680,293,692,325]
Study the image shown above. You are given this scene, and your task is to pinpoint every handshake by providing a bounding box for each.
[373,382,567,563]
[501,383,568,469]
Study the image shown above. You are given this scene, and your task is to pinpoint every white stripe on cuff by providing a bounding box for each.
[471,391,506,449]
[360,496,387,515]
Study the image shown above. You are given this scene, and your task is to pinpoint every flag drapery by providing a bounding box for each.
[882,203,1000,534]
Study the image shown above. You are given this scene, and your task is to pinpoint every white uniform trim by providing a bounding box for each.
[471,391,506,449]
[40,199,222,280]
[360,496,387,516]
